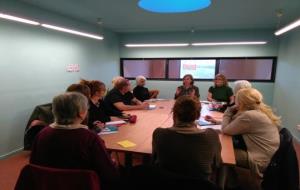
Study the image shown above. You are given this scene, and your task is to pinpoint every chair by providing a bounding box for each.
[25,103,54,131]
[24,103,53,150]
[129,165,221,190]
[261,128,299,190]
[15,164,101,190]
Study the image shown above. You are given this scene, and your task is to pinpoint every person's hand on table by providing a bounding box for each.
[141,102,149,109]
[93,121,105,129]
[204,115,218,124]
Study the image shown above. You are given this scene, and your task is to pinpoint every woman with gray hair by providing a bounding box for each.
[133,75,159,102]
[233,80,252,95]
[30,92,119,188]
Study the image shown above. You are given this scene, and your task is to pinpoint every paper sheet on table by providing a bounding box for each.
[117,140,136,148]
[200,100,210,104]
[197,125,222,131]
[148,104,156,110]
[105,120,126,126]
[145,98,166,102]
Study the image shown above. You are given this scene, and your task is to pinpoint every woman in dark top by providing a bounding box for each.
[30,92,119,189]
[152,96,221,180]
[104,78,149,116]
[133,75,159,102]
[174,74,200,99]
[207,74,234,104]
[80,79,111,133]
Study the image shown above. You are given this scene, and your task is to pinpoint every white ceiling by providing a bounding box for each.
[19,0,300,33]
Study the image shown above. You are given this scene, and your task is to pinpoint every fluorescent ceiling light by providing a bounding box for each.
[275,18,300,36]
[125,43,189,47]
[191,41,267,46]
[41,24,103,40]
[138,0,211,13]
[0,12,40,25]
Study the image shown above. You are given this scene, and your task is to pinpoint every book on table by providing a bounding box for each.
[100,125,118,135]
[197,118,214,126]
[196,118,222,132]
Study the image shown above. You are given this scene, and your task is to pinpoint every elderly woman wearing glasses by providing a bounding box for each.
[30,92,119,188]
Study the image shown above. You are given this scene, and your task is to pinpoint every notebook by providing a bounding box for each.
[197,118,214,126]
[100,125,118,135]
[117,140,136,148]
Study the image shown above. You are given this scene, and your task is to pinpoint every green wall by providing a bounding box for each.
[120,30,278,105]
[0,2,120,157]
[273,28,300,139]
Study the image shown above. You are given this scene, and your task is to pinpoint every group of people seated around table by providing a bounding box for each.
[25,73,284,190]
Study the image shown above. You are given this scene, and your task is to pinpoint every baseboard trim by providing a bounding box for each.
[0,147,24,160]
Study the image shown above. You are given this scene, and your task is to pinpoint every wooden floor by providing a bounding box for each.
[0,151,30,190]
[1,140,300,190]
[0,151,261,190]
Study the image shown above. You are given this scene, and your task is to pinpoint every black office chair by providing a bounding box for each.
[24,103,53,150]
[261,128,299,190]
[129,165,221,190]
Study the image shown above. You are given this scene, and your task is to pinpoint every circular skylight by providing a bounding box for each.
[138,0,211,13]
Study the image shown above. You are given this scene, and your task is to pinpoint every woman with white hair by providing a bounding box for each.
[222,88,280,178]
[30,92,119,188]
[133,75,159,102]
[233,80,252,95]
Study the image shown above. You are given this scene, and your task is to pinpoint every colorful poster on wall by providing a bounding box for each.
[180,59,216,79]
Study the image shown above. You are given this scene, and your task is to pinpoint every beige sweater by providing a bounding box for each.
[222,107,280,177]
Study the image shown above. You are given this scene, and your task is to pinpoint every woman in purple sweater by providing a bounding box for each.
[30,92,119,188]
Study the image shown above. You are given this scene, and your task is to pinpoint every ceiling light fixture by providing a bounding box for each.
[0,12,40,25]
[191,41,267,46]
[138,0,211,13]
[125,43,189,47]
[41,24,104,40]
[274,18,300,36]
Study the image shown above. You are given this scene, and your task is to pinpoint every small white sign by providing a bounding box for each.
[66,64,80,72]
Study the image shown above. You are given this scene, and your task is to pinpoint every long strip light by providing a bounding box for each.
[125,43,189,47]
[191,41,267,46]
[0,12,40,25]
[41,24,103,40]
[275,18,300,36]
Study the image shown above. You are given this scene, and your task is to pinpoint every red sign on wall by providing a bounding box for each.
[66,64,80,72]
[182,64,196,70]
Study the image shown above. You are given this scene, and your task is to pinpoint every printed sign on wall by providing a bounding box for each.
[66,64,80,72]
